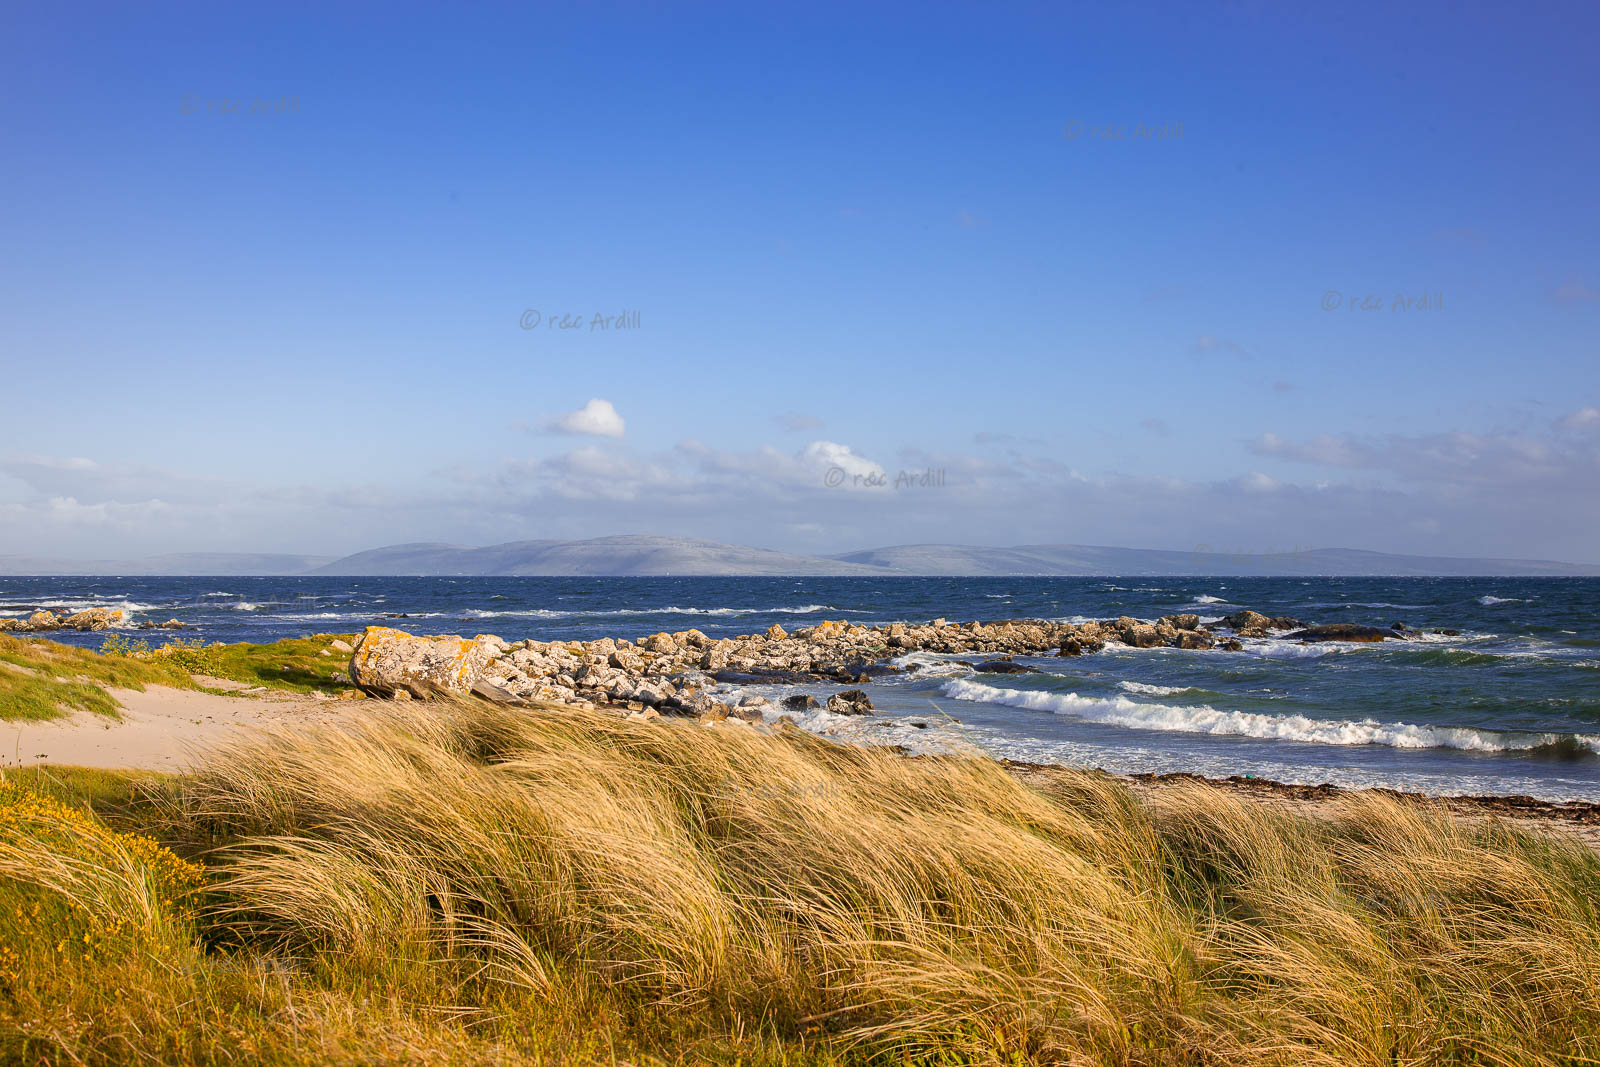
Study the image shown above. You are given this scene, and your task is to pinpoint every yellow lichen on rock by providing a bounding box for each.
[348,626,500,699]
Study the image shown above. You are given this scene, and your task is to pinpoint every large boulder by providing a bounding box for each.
[1222,610,1271,631]
[1283,624,1391,643]
[22,611,61,632]
[1111,618,1163,648]
[825,689,874,715]
[348,626,503,699]
[974,659,1039,674]
[642,632,676,654]
[64,608,123,631]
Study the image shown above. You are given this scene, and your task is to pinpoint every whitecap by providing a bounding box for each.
[939,678,1600,755]
[1118,680,1194,697]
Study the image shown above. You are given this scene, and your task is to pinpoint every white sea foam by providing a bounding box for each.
[1192,595,1227,604]
[1248,641,1341,660]
[1479,595,1522,606]
[887,651,973,677]
[464,604,836,620]
[30,598,154,626]
[1118,680,1193,697]
[939,678,1600,755]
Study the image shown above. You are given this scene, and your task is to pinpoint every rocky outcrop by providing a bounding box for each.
[0,608,125,633]
[974,659,1039,674]
[1283,623,1398,643]
[343,614,1252,713]
[339,602,1445,718]
[63,608,122,631]
[1219,610,1303,637]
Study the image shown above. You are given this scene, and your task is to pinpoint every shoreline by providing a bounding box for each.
[8,677,1600,852]
[7,614,1599,820]
[1004,761,1600,852]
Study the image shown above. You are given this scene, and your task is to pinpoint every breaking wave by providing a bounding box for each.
[940,678,1600,756]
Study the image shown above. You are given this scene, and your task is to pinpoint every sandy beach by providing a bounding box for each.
[3,681,357,772]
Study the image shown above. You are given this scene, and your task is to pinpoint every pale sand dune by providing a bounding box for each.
[2,685,361,772]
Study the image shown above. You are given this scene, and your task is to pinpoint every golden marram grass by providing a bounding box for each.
[3,697,1599,1064]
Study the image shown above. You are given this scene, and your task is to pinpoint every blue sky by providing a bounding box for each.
[3,0,1598,562]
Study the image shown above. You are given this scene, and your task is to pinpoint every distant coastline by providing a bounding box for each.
[4,534,1599,577]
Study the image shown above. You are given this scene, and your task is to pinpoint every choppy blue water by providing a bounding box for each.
[5,576,1598,800]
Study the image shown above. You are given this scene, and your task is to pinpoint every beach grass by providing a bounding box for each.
[1,697,1598,1064]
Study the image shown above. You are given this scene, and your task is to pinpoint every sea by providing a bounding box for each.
[4,575,1598,801]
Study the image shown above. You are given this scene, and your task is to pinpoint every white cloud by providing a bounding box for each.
[545,398,625,438]
[1249,424,1600,492]
[1556,407,1600,432]
[5,415,1600,564]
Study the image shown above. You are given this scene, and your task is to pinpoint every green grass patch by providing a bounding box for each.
[0,632,362,722]
[0,667,121,721]
[203,634,360,694]
[1,764,180,818]
[0,635,197,722]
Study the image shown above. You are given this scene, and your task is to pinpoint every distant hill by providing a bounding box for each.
[310,536,895,576]
[830,544,1600,577]
[5,537,1598,577]
[0,553,335,576]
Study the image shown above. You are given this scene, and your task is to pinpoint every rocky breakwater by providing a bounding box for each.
[344,612,1264,718]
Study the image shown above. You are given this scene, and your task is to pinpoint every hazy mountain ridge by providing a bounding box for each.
[308,536,893,576]
[0,552,336,576]
[4,537,1597,577]
[832,544,1600,577]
